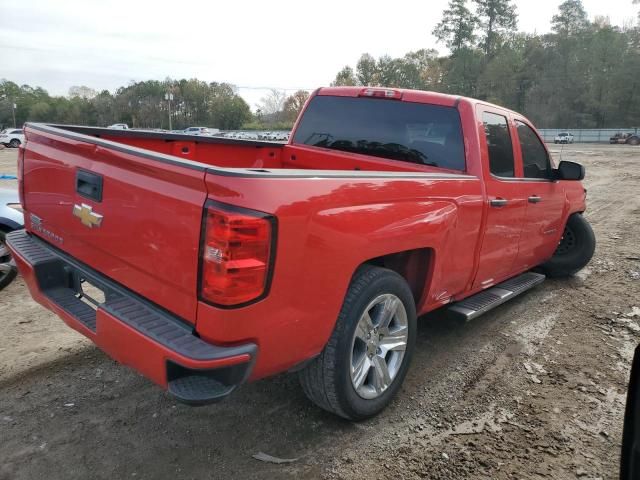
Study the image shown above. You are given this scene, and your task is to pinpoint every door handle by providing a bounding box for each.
[490,198,508,207]
[76,169,103,202]
[528,195,542,204]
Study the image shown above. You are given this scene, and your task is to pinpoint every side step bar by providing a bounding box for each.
[447,272,545,321]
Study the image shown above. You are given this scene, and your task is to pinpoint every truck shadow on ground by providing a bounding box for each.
[1,287,549,479]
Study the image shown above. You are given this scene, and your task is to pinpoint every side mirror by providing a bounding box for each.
[555,160,585,181]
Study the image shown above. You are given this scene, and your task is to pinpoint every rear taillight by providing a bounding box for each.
[17,144,25,208]
[199,201,275,307]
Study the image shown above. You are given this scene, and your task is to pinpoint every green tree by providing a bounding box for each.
[283,90,310,122]
[432,0,478,52]
[551,0,589,35]
[332,66,357,86]
[356,53,379,85]
[474,0,518,56]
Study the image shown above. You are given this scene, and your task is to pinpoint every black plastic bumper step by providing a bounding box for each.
[8,230,258,406]
[447,272,545,321]
[168,375,235,405]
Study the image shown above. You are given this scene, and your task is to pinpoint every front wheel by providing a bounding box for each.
[299,265,416,420]
[8,139,20,148]
[541,214,596,278]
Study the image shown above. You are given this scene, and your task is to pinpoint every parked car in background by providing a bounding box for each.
[0,128,25,148]
[183,127,211,136]
[609,132,640,145]
[108,123,129,130]
[554,132,574,144]
[272,132,290,141]
[0,188,24,290]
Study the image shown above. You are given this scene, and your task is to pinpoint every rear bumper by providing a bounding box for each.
[6,230,257,405]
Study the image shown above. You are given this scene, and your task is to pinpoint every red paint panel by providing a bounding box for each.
[101,135,284,169]
[22,127,208,322]
[200,172,484,380]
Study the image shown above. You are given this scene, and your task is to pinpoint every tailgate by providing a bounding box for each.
[21,125,208,323]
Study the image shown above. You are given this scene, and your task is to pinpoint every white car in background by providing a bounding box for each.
[108,123,129,130]
[183,127,212,136]
[0,129,24,148]
[272,132,290,141]
[554,132,574,144]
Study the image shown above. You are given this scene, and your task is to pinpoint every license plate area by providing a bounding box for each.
[77,278,106,310]
[67,268,108,311]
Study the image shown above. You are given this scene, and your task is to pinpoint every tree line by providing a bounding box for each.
[332,0,640,129]
[0,78,310,131]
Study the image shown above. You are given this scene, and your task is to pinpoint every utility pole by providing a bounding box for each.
[164,93,173,130]
[11,103,16,128]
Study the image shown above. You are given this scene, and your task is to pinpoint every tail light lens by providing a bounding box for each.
[17,144,25,208]
[199,201,275,307]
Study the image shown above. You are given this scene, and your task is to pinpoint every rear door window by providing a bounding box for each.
[293,96,466,171]
[516,121,552,179]
[482,112,515,178]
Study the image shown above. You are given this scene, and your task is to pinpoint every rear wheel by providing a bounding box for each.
[541,214,595,278]
[0,230,18,290]
[628,137,640,146]
[299,265,416,420]
[8,139,20,148]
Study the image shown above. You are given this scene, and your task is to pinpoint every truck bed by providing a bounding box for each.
[41,124,461,175]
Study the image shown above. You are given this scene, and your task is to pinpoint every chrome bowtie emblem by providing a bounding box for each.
[72,203,103,228]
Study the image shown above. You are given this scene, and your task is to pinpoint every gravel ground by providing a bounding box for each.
[1,144,639,479]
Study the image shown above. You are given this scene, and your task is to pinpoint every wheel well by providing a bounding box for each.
[363,248,433,306]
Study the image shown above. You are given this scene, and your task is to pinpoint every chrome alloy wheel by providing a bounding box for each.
[349,294,409,400]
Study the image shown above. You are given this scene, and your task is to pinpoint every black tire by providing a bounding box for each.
[541,214,595,278]
[299,265,417,420]
[628,137,640,146]
[0,229,18,291]
[9,139,20,148]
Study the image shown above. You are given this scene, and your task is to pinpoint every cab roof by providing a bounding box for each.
[316,86,519,116]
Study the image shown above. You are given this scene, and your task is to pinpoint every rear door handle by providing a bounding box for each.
[490,198,508,207]
[528,195,542,204]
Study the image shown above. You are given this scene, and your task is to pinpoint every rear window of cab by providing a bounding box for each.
[292,96,466,171]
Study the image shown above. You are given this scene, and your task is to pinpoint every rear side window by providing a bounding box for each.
[516,121,552,179]
[482,112,514,178]
[292,96,466,171]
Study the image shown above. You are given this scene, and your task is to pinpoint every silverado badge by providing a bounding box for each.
[72,203,103,228]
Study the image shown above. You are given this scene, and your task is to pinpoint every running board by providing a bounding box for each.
[447,272,546,322]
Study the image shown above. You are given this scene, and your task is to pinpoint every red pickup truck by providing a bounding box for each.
[7,87,594,420]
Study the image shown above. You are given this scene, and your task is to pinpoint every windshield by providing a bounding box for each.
[292,96,466,171]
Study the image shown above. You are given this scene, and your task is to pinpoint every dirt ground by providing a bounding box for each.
[1,144,639,480]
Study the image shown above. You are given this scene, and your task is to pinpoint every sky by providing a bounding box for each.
[1,0,638,109]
